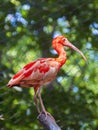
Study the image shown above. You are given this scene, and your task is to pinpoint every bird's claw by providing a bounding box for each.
[37,110,54,121]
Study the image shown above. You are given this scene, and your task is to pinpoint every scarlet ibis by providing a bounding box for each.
[7,36,86,117]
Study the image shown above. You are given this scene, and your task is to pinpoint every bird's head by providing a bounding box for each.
[52,35,86,61]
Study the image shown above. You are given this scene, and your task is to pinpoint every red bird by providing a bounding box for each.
[7,36,86,116]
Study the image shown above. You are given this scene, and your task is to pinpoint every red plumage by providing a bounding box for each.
[8,58,61,89]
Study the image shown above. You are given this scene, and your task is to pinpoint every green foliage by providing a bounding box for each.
[0,0,98,130]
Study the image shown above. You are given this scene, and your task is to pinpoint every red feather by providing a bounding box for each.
[13,71,23,79]
[23,61,36,70]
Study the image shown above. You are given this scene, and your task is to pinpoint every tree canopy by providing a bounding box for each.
[0,0,98,130]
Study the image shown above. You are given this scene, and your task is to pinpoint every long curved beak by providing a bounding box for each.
[65,40,86,61]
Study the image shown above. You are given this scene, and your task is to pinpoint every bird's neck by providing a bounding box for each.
[54,44,67,67]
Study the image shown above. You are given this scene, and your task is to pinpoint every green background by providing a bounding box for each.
[0,0,98,129]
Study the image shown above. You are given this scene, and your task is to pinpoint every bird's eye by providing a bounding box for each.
[62,38,66,42]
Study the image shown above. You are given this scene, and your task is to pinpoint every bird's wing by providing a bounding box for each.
[7,58,52,87]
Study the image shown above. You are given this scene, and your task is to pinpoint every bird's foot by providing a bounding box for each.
[37,110,54,120]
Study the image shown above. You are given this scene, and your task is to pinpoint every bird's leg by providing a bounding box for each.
[37,88,54,120]
[34,93,40,114]
[34,87,41,114]
[34,87,54,120]
[38,89,46,113]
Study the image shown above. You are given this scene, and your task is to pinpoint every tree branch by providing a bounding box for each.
[37,111,61,130]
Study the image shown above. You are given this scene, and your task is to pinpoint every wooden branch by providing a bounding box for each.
[37,111,61,130]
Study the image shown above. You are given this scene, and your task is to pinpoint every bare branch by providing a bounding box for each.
[37,111,61,130]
